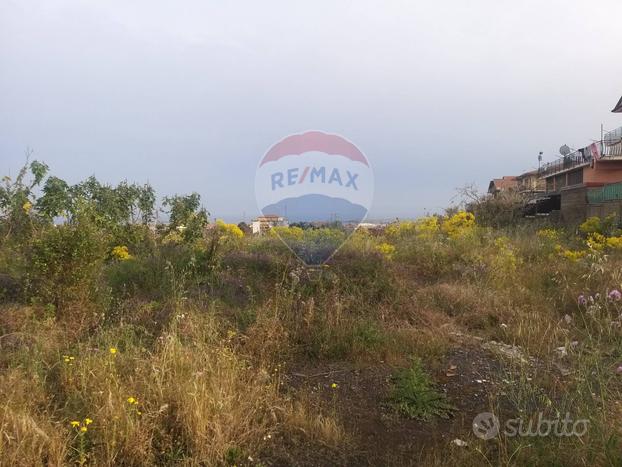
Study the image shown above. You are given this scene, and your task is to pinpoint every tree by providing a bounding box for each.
[161,193,209,242]
[36,176,72,221]
[0,154,49,239]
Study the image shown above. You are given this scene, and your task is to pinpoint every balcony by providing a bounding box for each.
[603,126,622,157]
[538,151,589,179]
[538,127,622,178]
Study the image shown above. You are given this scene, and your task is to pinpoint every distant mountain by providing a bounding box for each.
[262,194,367,223]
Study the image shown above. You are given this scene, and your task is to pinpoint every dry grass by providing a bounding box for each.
[2,214,622,464]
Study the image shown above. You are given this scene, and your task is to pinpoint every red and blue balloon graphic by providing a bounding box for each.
[255,131,374,265]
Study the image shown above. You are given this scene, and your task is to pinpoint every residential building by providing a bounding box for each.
[537,126,622,223]
[486,96,622,223]
[487,176,518,195]
[250,214,288,235]
[488,171,544,196]
[516,170,545,194]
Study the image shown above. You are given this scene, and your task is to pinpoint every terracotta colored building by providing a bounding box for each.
[487,176,518,195]
[488,170,545,196]
[538,125,622,223]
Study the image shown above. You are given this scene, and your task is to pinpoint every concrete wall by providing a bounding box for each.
[560,186,588,224]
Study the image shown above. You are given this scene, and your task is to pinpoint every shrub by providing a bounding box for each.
[215,219,244,239]
[441,211,475,239]
[25,220,106,311]
[579,214,618,237]
[465,189,526,228]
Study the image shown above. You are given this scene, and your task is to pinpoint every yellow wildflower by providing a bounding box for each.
[415,216,440,239]
[537,228,559,242]
[376,242,396,260]
[270,225,304,240]
[607,236,622,250]
[109,347,117,355]
[80,426,87,433]
[111,245,131,261]
[70,421,80,427]
[216,219,244,238]
[84,418,93,425]
[586,233,606,251]
[127,397,137,405]
[386,220,416,238]
[22,201,32,213]
[331,383,338,389]
[560,249,587,262]
[442,211,476,239]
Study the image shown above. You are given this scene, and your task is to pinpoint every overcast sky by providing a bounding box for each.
[1,0,621,221]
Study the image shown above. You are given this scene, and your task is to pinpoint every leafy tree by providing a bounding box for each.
[67,177,156,228]
[0,156,49,239]
[161,193,209,242]
[136,183,156,224]
[36,176,72,221]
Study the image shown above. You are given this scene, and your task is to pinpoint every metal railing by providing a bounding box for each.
[538,151,590,178]
[538,127,622,178]
[603,126,622,157]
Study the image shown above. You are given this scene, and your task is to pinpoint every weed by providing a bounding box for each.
[389,358,456,420]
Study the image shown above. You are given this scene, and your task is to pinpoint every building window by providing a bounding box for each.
[567,169,583,186]
[555,174,566,190]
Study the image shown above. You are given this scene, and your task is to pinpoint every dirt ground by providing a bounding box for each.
[267,343,507,466]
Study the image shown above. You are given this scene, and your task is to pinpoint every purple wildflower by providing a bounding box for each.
[616,364,622,375]
[608,290,622,301]
[577,294,588,306]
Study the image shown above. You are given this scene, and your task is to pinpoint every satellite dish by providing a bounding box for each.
[559,144,571,156]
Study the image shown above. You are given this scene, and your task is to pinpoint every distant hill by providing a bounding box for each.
[262,193,367,223]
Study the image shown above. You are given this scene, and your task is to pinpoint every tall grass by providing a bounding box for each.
[2,211,622,464]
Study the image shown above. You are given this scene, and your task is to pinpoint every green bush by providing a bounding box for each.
[25,221,106,311]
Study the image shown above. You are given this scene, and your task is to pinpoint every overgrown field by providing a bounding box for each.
[2,162,622,466]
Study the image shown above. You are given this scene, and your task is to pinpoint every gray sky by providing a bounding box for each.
[2,0,621,221]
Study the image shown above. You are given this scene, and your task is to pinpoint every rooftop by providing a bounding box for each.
[253,214,286,221]
[488,176,518,193]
